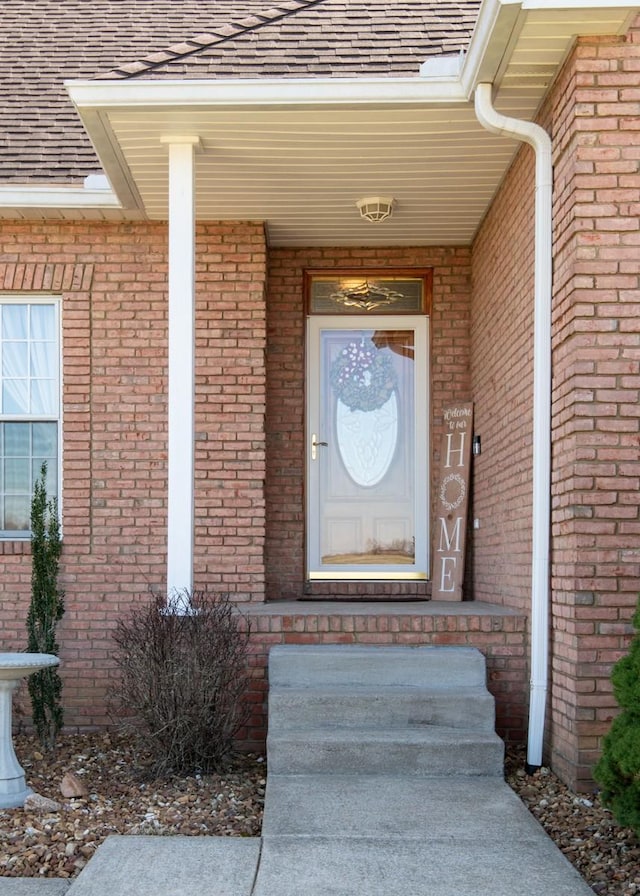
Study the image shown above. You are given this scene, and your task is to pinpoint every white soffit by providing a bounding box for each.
[79,100,511,246]
[492,3,639,118]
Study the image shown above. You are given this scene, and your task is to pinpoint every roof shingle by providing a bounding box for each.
[0,0,480,183]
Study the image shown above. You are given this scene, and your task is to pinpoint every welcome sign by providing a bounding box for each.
[432,402,474,601]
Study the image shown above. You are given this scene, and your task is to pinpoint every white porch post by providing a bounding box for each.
[162,135,200,607]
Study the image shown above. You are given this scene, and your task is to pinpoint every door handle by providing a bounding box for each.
[311,434,328,461]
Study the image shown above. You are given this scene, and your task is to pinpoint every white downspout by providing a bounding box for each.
[474,83,552,772]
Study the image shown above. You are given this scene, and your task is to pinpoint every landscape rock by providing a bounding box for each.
[60,771,89,798]
[23,792,62,812]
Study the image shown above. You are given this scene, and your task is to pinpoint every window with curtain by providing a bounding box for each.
[0,299,60,537]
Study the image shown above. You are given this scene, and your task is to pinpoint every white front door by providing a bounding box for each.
[307,315,429,580]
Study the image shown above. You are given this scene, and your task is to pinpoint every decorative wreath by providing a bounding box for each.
[330,339,396,412]
[439,472,466,512]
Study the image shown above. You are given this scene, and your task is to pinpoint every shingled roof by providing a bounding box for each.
[0,0,480,183]
[99,1,479,80]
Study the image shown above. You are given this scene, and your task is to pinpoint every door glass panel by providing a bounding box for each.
[336,389,398,488]
[307,317,428,579]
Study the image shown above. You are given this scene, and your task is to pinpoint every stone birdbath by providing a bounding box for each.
[0,652,60,808]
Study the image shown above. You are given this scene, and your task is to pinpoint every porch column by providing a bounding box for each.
[162,135,201,604]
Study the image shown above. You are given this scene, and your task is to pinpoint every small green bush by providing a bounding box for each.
[593,596,640,836]
[111,589,251,778]
[26,462,65,750]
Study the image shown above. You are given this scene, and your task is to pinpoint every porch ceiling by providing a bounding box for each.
[7,0,639,247]
[79,99,512,247]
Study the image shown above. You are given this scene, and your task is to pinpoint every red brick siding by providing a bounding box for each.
[0,220,267,726]
[543,21,640,789]
[471,18,640,789]
[0,222,531,753]
[470,149,536,611]
[266,246,472,599]
[194,223,268,600]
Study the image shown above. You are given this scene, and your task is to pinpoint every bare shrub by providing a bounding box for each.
[111,590,251,778]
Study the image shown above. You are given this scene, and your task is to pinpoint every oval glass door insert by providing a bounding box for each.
[336,392,398,487]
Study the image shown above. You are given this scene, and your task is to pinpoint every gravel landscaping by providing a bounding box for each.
[505,748,639,896]
[0,731,265,879]
[0,732,638,894]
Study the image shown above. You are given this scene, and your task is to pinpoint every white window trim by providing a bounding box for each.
[0,294,63,539]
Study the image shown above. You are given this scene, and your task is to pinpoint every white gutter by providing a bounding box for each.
[0,185,121,208]
[460,0,523,96]
[66,75,466,109]
[474,82,552,772]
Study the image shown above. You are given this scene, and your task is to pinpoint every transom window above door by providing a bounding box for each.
[306,270,432,316]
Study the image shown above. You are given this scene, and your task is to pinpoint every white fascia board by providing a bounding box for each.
[66,76,467,110]
[0,185,121,209]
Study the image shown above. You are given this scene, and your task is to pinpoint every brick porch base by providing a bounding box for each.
[238,601,528,753]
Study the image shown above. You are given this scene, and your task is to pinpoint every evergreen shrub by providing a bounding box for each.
[26,462,65,749]
[593,596,640,836]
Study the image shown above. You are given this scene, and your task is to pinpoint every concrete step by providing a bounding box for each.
[268,685,495,731]
[267,726,504,776]
[268,645,487,689]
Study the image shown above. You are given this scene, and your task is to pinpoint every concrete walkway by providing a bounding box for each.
[0,774,594,896]
[0,646,595,894]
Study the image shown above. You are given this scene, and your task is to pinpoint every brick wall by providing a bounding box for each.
[543,20,640,788]
[470,147,536,613]
[471,18,640,789]
[0,220,268,726]
[2,222,521,742]
[266,246,472,600]
[194,223,268,599]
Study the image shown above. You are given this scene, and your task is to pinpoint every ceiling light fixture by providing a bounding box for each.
[356,196,395,223]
